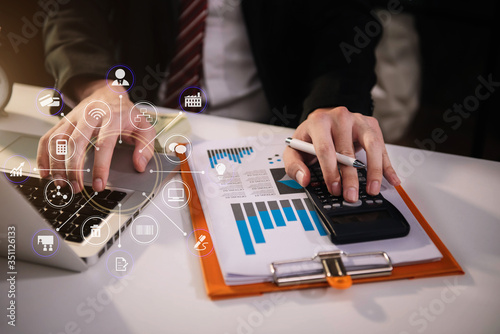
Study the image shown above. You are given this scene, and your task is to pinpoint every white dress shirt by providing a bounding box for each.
[200,0,270,122]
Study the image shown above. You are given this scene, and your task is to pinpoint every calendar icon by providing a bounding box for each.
[56,139,68,155]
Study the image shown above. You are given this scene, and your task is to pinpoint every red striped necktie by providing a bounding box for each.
[163,0,208,109]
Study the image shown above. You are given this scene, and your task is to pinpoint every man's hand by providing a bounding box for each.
[283,107,400,202]
[36,80,156,193]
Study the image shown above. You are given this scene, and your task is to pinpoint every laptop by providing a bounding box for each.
[0,129,178,271]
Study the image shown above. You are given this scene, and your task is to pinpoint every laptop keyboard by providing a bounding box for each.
[13,177,127,243]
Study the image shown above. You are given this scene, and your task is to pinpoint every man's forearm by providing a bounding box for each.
[43,0,115,98]
[63,77,108,107]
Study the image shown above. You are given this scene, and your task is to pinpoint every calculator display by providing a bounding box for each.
[332,210,391,224]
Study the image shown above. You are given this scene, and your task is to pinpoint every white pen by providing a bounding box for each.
[285,137,366,169]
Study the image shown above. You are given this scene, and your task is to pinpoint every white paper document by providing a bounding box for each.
[188,137,442,285]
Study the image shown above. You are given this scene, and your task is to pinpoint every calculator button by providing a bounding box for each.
[359,177,366,182]
[323,205,332,210]
[375,199,383,204]
[365,199,374,205]
[311,182,321,187]
[342,200,362,207]
[332,203,341,208]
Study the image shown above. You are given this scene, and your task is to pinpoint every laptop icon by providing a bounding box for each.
[167,188,185,202]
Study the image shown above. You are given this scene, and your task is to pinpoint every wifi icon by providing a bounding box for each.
[88,108,106,120]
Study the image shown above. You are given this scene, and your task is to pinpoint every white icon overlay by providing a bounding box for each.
[10,162,24,177]
[32,229,60,257]
[130,215,159,244]
[55,139,68,155]
[90,224,102,238]
[88,108,106,120]
[184,92,202,108]
[37,235,54,252]
[167,188,185,202]
[162,180,191,209]
[134,108,153,123]
[83,100,112,129]
[130,101,158,131]
[115,257,128,271]
[111,69,130,87]
[194,234,208,251]
[35,88,64,116]
[215,163,226,180]
[38,94,60,107]
[44,179,74,209]
[106,250,134,278]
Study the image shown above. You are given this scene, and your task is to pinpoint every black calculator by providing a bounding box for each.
[305,163,410,244]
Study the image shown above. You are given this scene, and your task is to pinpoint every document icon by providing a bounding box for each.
[115,257,128,272]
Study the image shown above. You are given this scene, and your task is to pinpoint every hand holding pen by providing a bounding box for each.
[286,137,366,169]
[282,107,401,203]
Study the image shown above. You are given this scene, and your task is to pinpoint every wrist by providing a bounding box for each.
[64,77,127,106]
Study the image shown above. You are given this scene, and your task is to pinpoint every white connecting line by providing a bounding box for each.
[117,203,122,248]
[34,168,91,172]
[138,111,183,154]
[62,114,100,151]
[56,192,98,231]
[142,192,187,236]
[119,95,123,144]
[149,170,205,174]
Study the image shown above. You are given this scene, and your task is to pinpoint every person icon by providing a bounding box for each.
[111,68,130,86]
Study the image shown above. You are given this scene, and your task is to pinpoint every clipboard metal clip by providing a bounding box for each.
[270,250,393,290]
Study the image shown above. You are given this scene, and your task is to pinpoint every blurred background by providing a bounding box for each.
[0,0,499,161]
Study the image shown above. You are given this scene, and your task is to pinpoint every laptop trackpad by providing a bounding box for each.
[83,145,174,192]
[0,134,38,171]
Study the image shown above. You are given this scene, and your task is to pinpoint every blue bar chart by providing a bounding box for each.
[231,198,328,255]
[267,201,286,227]
[231,203,255,255]
[207,147,254,168]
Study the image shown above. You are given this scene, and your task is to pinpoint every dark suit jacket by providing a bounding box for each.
[43,0,379,127]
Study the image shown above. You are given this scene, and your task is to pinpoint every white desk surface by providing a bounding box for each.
[1,84,499,334]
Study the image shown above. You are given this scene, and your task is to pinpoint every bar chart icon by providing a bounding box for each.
[207,147,254,168]
[231,198,327,255]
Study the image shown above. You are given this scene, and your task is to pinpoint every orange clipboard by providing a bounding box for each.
[179,160,463,300]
